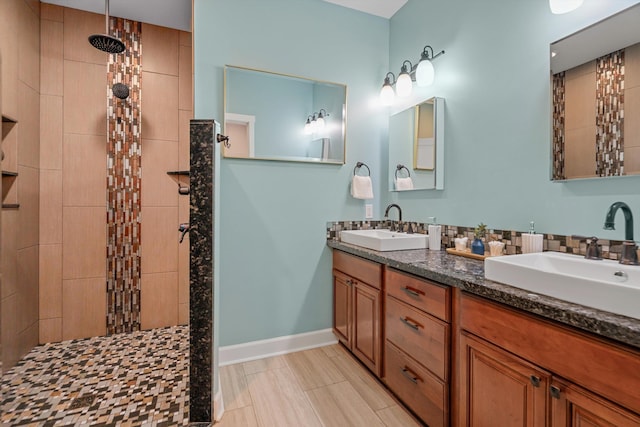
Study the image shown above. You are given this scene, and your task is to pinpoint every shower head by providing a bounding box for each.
[89,34,125,54]
[88,0,125,54]
[112,83,130,100]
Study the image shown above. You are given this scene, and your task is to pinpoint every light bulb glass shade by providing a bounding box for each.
[396,72,413,97]
[380,83,395,105]
[315,116,325,129]
[304,122,312,135]
[416,59,435,86]
[549,0,583,14]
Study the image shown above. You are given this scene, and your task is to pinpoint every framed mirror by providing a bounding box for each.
[388,97,445,191]
[223,65,347,164]
[550,3,640,180]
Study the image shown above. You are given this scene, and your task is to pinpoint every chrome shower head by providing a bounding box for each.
[88,0,125,54]
[89,34,125,54]
[112,83,130,100]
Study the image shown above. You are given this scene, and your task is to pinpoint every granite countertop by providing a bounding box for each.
[328,240,640,350]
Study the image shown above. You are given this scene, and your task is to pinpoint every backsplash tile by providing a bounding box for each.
[327,220,627,260]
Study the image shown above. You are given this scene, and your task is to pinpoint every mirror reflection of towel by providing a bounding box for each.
[395,177,414,191]
[351,175,374,199]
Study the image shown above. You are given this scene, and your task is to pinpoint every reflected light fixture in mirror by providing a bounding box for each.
[380,44,445,105]
[549,0,583,14]
[303,109,329,134]
[316,109,328,129]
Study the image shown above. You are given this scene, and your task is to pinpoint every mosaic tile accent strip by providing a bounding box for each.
[552,71,565,180]
[596,49,624,177]
[1,326,189,426]
[327,220,628,260]
[107,18,143,334]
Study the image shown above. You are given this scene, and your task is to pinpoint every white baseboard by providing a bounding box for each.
[219,328,338,366]
[213,375,224,422]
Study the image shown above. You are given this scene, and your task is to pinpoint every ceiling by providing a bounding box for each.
[40,0,407,32]
[323,0,408,19]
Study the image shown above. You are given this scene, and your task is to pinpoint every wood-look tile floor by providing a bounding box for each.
[218,344,423,427]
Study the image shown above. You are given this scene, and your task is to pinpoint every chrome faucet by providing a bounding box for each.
[603,202,639,265]
[384,204,402,221]
[384,204,402,232]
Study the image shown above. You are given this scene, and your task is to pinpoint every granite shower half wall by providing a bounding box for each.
[37,4,193,344]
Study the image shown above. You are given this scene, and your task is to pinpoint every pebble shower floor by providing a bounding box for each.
[1,325,189,426]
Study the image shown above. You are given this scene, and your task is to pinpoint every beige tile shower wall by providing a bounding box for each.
[38,4,63,343]
[39,5,108,343]
[1,0,41,370]
[139,23,192,330]
[564,60,596,179]
[178,30,192,325]
[36,7,192,343]
[626,43,640,173]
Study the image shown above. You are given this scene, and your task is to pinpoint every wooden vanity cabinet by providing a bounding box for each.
[383,268,451,427]
[459,293,640,427]
[332,251,383,377]
[460,332,551,427]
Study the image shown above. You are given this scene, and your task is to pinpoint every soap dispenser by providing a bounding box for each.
[428,217,442,251]
[521,221,543,254]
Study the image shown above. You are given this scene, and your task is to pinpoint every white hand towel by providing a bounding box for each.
[395,177,414,191]
[351,175,374,199]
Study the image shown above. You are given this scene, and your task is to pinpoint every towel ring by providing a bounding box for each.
[354,162,371,176]
[395,164,411,179]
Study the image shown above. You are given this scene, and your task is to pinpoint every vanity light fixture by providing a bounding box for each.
[416,46,437,86]
[380,44,445,105]
[549,0,583,14]
[396,61,414,97]
[380,72,396,106]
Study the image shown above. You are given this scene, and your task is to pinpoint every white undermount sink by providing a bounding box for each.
[485,252,640,319]
[340,229,429,251]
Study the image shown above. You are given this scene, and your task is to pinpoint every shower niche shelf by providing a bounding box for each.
[167,170,190,195]
[2,114,19,209]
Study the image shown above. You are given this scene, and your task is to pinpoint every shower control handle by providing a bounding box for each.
[178,223,190,243]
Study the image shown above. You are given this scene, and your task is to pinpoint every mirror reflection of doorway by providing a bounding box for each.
[225,113,255,158]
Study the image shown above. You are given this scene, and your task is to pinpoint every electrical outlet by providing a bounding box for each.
[365,204,373,219]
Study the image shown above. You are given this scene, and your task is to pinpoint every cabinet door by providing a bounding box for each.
[460,333,550,427]
[332,270,352,348]
[352,280,381,377]
[551,378,640,427]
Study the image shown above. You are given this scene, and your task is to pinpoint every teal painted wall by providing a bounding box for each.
[194,0,389,346]
[195,0,640,349]
[386,0,640,240]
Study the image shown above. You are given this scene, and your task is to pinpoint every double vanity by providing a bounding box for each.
[329,233,640,427]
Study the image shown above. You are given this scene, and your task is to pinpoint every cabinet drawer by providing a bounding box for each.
[333,251,382,290]
[461,294,640,415]
[385,341,448,427]
[386,296,449,381]
[386,268,450,321]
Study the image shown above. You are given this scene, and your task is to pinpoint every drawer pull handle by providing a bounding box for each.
[402,286,425,297]
[401,367,421,384]
[550,385,561,399]
[346,279,354,286]
[530,375,541,387]
[400,316,423,330]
